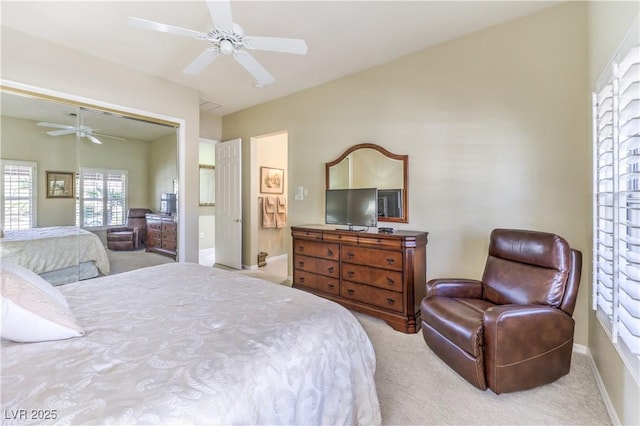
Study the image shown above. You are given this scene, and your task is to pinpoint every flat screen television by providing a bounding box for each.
[325,188,378,231]
[160,193,177,214]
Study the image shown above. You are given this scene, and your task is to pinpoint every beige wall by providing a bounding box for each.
[587,2,640,425]
[1,26,201,262]
[256,132,288,261]
[1,115,151,227]
[224,0,590,336]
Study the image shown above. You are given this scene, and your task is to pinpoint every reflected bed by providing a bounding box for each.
[0,226,109,285]
[1,262,381,425]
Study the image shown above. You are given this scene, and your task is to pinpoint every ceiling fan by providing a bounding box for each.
[37,122,124,145]
[128,0,307,86]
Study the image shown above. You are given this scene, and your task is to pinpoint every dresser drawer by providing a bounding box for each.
[294,254,339,278]
[147,237,161,248]
[162,240,177,250]
[147,229,161,239]
[291,230,323,240]
[341,246,403,271]
[162,222,177,232]
[293,240,339,261]
[357,235,403,249]
[294,271,339,296]
[162,230,177,242]
[341,281,404,313]
[342,264,403,292]
[147,221,161,230]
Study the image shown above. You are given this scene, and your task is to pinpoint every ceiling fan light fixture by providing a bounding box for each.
[219,39,233,55]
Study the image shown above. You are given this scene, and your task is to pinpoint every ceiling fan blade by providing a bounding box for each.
[85,134,103,145]
[37,122,75,130]
[183,48,220,75]
[128,17,204,39]
[206,0,233,33]
[233,51,275,86]
[93,132,126,141]
[47,129,77,136]
[245,36,308,55]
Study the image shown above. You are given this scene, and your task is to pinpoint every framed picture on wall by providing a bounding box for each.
[260,167,284,194]
[46,171,74,198]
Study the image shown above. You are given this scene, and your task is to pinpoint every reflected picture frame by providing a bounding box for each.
[46,171,74,198]
[260,167,284,194]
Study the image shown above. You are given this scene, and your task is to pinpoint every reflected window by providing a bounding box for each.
[77,168,127,228]
[1,160,37,229]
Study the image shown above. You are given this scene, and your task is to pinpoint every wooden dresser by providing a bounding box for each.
[145,213,177,259]
[291,225,428,333]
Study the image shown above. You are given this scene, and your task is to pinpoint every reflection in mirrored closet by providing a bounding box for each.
[0,87,179,285]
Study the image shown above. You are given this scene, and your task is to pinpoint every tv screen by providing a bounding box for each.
[325,188,378,230]
[160,193,177,214]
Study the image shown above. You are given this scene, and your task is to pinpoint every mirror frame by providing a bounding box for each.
[199,164,215,206]
[326,143,408,223]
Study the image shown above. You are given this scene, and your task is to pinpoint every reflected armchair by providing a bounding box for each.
[420,228,582,394]
[106,208,152,251]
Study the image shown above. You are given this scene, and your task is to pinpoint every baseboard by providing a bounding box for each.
[243,253,288,270]
[579,345,621,426]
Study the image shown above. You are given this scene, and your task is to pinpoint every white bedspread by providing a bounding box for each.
[1,263,381,425]
[0,226,109,275]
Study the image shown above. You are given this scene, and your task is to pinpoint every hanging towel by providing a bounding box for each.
[262,196,277,228]
[276,197,287,228]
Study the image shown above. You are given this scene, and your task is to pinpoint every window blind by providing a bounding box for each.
[78,168,127,228]
[593,22,640,382]
[1,160,37,230]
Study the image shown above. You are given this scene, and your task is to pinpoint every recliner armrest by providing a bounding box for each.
[484,304,574,361]
[426,278,483,298]
[107,227,130,233]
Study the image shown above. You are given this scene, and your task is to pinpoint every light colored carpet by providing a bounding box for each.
[107,250,611,425]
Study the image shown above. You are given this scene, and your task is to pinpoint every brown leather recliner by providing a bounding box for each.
[106,208,152,251]
[421,228,582,394]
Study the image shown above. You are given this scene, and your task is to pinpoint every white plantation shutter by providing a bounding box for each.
[78,168,127,228]
[593,19,640,382]
[1,160,37,230]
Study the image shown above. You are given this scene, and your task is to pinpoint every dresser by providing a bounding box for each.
[291,225,428,333]
[145,213,177,259]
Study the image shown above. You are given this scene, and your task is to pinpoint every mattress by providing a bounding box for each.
[1,262,381,425]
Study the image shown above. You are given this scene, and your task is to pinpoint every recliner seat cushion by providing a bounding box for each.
[421,297,494,357]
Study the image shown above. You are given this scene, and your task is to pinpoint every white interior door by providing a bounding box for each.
[215,138,242,269]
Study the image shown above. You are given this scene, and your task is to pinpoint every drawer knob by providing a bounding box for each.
[386,298,395,305]
[347,252,354,259]
[347,271,355,278]
[386,278,395,286]
[328,284,335,289]
[298,261,305,268]
[386,258,395,265]
[327,249,334,257]
[299,277,305,283]
[347,289,355,296]
[297,246,305,253]
[328,267,335,273]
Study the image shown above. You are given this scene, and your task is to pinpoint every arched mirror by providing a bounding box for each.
[326,143,408,223]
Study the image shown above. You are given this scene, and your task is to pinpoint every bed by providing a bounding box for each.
[1,262,381,425]
[0,226,110,285]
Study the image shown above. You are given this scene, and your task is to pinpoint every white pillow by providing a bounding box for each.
[1,269,84,343]
[0,261,68,307]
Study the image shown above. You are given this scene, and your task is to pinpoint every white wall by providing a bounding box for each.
[1,26,201,262]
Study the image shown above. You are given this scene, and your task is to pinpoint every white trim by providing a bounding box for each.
[585,347,622,426]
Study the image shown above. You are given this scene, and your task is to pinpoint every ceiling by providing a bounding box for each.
[1,1,561,117]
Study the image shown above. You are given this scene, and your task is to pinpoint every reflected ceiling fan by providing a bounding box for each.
[37,122,124,145]
[128,0,307,86]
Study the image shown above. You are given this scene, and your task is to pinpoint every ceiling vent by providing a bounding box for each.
[199,99,222,112]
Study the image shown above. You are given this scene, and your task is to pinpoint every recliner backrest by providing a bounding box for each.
[481,229,571,307]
